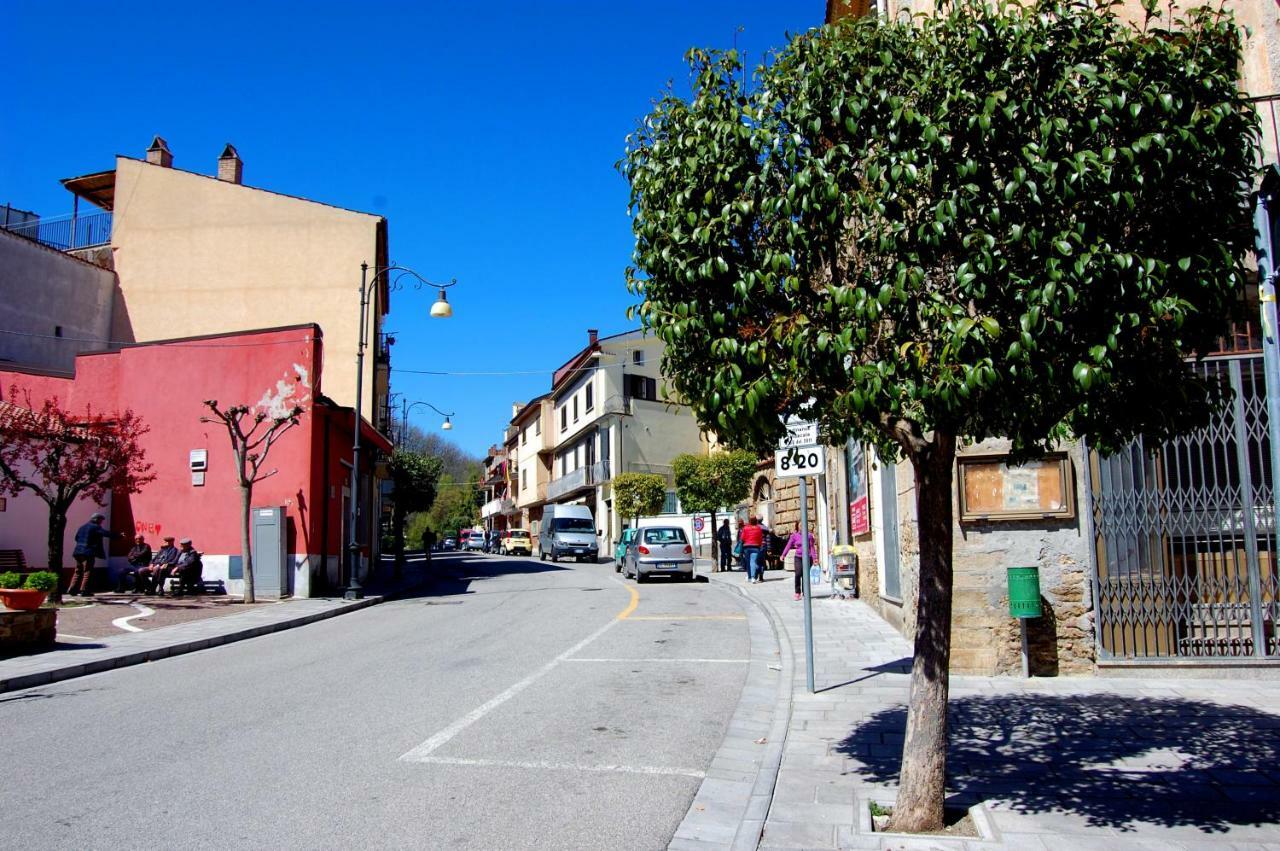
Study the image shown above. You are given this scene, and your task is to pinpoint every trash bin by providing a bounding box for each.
[832,544,858,599]
[1007,566,1041,618]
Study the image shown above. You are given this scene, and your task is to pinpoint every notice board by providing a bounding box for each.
[956,453,1074,522]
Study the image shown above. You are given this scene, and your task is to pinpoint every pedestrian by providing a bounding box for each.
[170,538,203,595]
[740,515,765,583]
[67,512,121,596]
[139,535,180,595]
[733,518,746,570]
[780,522,818,601]
[715,519,733,573]
[116,534,153,593]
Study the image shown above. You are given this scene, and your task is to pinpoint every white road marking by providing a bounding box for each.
[55,632,97,641]
[404,755,705,778]
[399,615,622,762]
[111,602,155,633]
[564,658,749,664]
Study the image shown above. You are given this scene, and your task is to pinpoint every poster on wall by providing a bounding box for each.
[846,440,870,536]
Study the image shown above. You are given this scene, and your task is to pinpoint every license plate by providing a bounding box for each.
[660,562,677,569]
[575,548,586,553]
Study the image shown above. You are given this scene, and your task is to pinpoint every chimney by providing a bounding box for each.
[588,329,599,346]
[145,136,173,168]
[217,143,243,184]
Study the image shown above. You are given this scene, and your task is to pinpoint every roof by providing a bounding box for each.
[550,329,643,393]
[0,399,90,440]
[60,170,117,211]
[510,393,549,427]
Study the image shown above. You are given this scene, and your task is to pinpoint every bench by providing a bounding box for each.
[164,577,227,596]
[0,550,28,571]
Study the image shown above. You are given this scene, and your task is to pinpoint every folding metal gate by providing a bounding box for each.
[1087,355,1280,660]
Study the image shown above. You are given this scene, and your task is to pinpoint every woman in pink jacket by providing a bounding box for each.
[780,523,818,601]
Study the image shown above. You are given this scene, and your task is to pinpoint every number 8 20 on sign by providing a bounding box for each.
[775,445,826,478]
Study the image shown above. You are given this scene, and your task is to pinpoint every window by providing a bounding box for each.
[585,383,594,411]
[561,455,566,475]
[626,375,658,402]
[643,527,687,544]
[535,417,541,436]
[521,427,527,446]
[573,396,579,422]
[561,406,567,431]
[522,469,527,490]
[633,349,645,366]
[661,491,679,514]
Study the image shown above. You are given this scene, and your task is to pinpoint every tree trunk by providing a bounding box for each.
[46,506,68,602]
[241,484,256,604]
[887,431,957,834]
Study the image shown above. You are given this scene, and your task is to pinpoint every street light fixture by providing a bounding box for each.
[401,399,456,440]
[346,262,458,601]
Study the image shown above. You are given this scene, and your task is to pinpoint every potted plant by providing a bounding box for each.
[0,570,59,611]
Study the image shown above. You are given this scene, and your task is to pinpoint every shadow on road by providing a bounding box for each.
[391,552,573,600]
[837,693,1280,833]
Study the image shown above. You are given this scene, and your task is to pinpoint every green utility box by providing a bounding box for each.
[1007,566,1042,618]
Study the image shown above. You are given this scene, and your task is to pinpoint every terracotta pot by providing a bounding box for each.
[0,589,49,611]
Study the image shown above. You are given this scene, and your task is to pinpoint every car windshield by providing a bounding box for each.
[553,518,595,532]
[643,528,687,544]
[510,531,529,539]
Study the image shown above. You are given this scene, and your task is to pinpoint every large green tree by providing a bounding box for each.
[621,1,1256,831]
[388,450,443,575]
[612,472,668,525]
[672,450,757,560]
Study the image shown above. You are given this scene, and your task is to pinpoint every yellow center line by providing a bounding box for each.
[617,583,640,620]
[625,614,747,621]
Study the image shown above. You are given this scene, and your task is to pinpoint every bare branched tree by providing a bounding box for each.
[201,400,304,603]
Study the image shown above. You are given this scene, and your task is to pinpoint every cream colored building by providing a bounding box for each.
[60,138,391,425]
[544,329,708,553]
[510,394,554,535]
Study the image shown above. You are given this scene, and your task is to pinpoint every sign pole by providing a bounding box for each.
[800,475,815,694]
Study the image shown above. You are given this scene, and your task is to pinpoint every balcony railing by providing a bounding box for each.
[546,460,610,501]
[1,210,112,251]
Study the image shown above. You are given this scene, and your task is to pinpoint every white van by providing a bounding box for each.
[539,504,600,563]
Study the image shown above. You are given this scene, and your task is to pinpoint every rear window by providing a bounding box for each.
[643,528,687,544]
[510,531,530,539]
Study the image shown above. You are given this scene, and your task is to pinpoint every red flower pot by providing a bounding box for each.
[0,589,49,611]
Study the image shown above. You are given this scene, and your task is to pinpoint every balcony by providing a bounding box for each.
[1,210,112,251]
[546,460,610,502]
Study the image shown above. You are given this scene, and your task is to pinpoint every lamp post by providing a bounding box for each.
[401,399,455,443]
[346,263,457,601]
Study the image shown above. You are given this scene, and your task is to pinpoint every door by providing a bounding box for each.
[252,506,288,598]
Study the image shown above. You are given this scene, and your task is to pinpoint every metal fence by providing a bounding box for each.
[0,211,112,251]
[1087,354,1279,659]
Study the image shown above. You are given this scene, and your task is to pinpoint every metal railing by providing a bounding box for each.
[546,460,611,501]
[1252,93,1280,167]
[1,210,112,251]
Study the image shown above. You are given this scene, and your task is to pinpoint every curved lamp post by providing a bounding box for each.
[346,263,457,601]
[402,399,456,437]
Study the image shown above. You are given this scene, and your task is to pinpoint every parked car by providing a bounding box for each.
[539,504,599,563]
[464,531,486,551]
[614,528,638,572]
[623,526,695,582]
[501,529,533,556]
[442,537,457,551]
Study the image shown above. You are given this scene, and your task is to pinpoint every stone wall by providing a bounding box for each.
[0,608,56,655]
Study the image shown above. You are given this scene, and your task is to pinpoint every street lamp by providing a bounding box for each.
[346,262,457,601]
[401,399,456,440]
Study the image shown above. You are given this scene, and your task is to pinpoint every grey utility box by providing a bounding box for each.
[252,506,289,598]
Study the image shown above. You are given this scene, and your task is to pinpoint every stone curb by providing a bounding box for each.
[0,595,384,694]
[669,572,795,851]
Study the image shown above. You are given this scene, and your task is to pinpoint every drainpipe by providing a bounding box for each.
[1252,173,1280,657]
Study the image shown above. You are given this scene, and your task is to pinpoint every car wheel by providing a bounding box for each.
[550,550,559,563]
[615,559,622,573]
[635,566,645,584]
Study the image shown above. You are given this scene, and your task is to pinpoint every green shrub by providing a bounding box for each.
[24,571,59,592]
[0,571,21,589]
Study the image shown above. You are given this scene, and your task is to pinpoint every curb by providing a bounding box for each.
[0,595,384,694]
[669,572,795,851]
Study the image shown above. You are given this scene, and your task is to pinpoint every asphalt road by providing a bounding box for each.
[0,552,752,850]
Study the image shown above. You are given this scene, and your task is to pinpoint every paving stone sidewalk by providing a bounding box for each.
[693,568,1280,851]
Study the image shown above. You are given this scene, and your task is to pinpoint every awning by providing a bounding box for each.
[60,170,117,211]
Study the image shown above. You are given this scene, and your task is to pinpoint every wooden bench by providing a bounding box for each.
[0,550,28,572]
[164,576,227,596]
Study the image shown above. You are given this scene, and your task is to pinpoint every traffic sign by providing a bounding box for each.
[779,420,818,450]
[693,516,705,532]
[775,444,826,478]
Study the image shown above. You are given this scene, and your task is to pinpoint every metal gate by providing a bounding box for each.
[1088,355,1280,660]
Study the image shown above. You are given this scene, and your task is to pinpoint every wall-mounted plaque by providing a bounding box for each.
[957,452,1074,522]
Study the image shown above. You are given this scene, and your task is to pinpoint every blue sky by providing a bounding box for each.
[2,1,821,457]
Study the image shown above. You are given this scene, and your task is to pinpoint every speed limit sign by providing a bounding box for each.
[775,445,826,478]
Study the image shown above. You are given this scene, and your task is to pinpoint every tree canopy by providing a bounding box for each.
[672,450,756,516]
[613,472,668,522]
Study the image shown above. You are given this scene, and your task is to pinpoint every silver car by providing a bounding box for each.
[624,526,695,582]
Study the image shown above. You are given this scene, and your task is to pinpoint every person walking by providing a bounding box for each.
[67,512,121,596]
[740,516,765,583]
[715,519,733,573]
[780,522,819,601]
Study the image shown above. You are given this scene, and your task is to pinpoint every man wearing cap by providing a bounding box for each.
[170,538,203,596]
[68,512,121,596]
[139,536,180,595]
[116,534,154,593]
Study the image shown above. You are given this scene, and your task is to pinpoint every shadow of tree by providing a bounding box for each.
[837,693,1280,833]
[393,552,572,600]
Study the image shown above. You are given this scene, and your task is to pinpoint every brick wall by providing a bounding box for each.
[0,608,56,654]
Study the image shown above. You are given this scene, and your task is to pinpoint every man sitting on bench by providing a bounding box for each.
[170,538,204,596]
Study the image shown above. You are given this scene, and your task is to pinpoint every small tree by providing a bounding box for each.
[389,450,443,575]
[673,450,757,559]
[0,389,155,600]
[622,1,1256,831]
[612,472,668,526]
[202,400,303,603]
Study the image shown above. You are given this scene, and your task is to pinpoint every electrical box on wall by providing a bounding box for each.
[190,449,208,486]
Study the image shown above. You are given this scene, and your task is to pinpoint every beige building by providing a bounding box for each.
[59,137,391,426]
[510,394,554,535]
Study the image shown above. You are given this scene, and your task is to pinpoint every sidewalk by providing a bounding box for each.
[685,568,1280,850]
[0,555,434,694]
